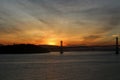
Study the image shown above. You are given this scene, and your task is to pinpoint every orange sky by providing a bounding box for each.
[0,0,120,46]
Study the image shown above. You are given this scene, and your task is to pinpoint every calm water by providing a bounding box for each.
[0,51,120,80]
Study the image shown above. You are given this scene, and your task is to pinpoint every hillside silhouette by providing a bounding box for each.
[0,44,50,54]
[0,44,119,54]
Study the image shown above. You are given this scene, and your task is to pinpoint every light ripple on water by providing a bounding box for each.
[0,51,120,80]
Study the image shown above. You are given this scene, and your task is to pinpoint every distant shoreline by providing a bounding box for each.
[0,44,50,54]
[0,44,119,54]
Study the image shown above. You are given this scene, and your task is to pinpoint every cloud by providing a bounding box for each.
[81,5,120,36]
[0,0,120,45]
[0,25,22,35]
[84,34,102,40]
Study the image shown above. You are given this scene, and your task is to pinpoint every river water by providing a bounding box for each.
[0,51,120,80]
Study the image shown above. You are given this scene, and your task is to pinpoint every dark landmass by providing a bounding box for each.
[0,44,50,54]
[40,45,120,52]
[0,44,119,54]
[63,46,119,52]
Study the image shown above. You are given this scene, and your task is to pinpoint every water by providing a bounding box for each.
[0,51,120,80]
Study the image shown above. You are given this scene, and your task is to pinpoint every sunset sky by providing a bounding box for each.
[0,0,120,46]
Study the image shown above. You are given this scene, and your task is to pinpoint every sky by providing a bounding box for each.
[0,0,120,46]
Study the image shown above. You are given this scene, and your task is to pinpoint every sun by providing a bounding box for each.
[48,41,56,45]
[45,38,61,45]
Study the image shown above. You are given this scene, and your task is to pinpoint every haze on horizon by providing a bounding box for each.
[0,0,120,46]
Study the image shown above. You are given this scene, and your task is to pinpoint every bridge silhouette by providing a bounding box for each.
[60,37,119,55]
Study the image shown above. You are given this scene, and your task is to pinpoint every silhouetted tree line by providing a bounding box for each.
[0,44,50,54]
[0,44,119,54]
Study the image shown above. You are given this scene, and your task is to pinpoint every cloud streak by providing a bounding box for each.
[0,0,120,45]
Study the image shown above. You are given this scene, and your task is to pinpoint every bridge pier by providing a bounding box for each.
[60,41,63,54]
[116,37,119,54]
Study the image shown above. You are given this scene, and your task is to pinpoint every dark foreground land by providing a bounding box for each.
[0,44,119,54]
[0,44,50,54]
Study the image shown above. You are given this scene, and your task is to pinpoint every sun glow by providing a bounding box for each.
[48,41,57,45]
[45,38,58,45]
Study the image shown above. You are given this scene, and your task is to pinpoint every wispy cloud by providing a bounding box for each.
[0,0,120,45]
